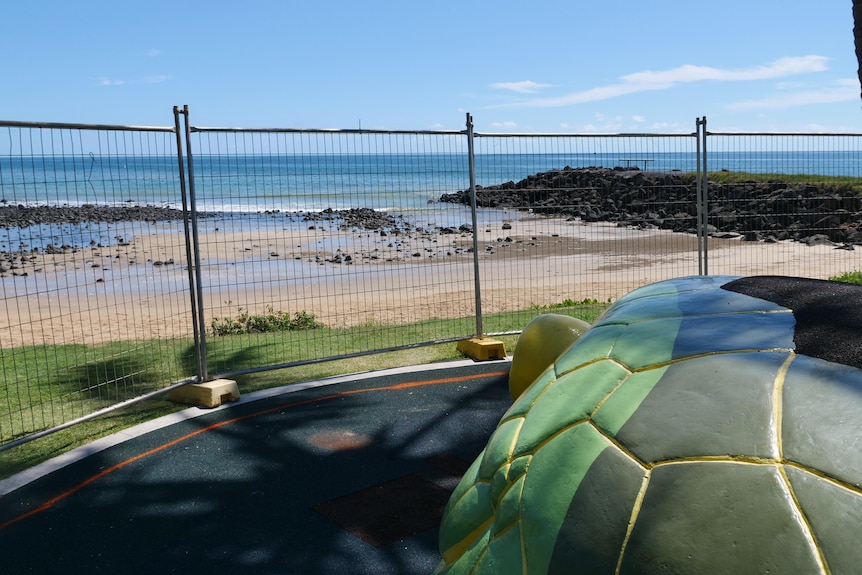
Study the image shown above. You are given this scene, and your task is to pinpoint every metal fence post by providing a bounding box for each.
[173,106,203,381]
[175,105,209,382]
[696,116,709,275]
[466,113,484,338]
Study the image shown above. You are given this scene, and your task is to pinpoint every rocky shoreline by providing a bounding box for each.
[0,204,418,234]
[440,166,862,246]
[0,204,203,228]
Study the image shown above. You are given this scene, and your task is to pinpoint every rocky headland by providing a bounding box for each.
[439,166,862,247]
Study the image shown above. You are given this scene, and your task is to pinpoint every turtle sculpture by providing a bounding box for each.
[435,275,862,575]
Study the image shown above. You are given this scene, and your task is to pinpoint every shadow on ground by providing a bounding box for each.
[0,361,511,575]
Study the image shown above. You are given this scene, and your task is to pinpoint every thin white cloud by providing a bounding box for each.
[96,75,171,86]
[727,84,857,110]
[622,56,827,86]
[147,48,162,57]
[497,55,829,108]
[490,80,553,94]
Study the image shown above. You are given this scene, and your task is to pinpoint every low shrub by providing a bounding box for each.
[211,306,324,336]
[829,270,862,285]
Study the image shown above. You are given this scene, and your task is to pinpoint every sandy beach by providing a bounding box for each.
[2,213,861,348]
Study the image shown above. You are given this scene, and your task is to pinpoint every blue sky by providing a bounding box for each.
[2,0,861,133]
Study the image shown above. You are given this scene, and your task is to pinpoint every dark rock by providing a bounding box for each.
[438,167,862,245]
[0,205,211,228]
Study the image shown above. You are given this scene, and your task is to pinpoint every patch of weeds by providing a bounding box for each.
[530,297,611,310]
[211,306,324,336]
[829,270,862,285]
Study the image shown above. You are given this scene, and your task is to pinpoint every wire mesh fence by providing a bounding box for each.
[703,132,862,278]
[1,112,862,448]
[0,121,196,447]
[467,132,705,333]
[185,126,479,378]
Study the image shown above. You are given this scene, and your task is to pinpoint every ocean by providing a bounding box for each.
[2,151,861,213]
[1,151,861,252]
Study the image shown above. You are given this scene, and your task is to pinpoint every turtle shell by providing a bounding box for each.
[435,275,862,575]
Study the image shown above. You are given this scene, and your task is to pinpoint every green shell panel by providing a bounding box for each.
[554,324,627,376]
[505,366,558,419]
[786,466,862,575]
[611,352,788,462]
[521,423,610,574]
[474,522,523,574]
[513,360,629,455]
[782,354,862,489]
[622,461,823,574]
[492,474,525,537]
[548,444,647,574]
[435,275,862,575]
[438,480,494,557]
[592,367,667,437]
[477,417,522,481]
[600,282,788,325]
[442,527,492,575]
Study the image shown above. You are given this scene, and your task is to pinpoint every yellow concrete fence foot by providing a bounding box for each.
[456,337,507,361]
[169,379,241,408]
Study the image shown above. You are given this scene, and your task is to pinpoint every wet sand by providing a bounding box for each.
[2,215,861,347]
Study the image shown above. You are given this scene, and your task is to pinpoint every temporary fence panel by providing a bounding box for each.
[702,132,862,280]
[0,121,196,446]
[467,131,702,334]
[185,126,478,378]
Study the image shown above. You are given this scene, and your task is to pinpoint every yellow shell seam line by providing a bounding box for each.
[442,516,495,567]
[555,357,631,384]
[488,516,521,541]
[446,478,493,516]
[589,420,651,471]
[507,417,525,462]
[525,418,593,456]
[651,455,780,467]
[497,378,558,427]
[776,463,831,575]
[469,544,490,575]
[493,474,522,510]
[587,364,633,415]
[614,469,652,575]
[773,352,795,460]
[636,347,796,374]
[782,461,862,497]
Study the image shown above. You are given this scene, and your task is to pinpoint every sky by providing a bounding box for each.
[2,0,862,134]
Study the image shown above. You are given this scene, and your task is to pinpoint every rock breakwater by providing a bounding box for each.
[439,167,862,246]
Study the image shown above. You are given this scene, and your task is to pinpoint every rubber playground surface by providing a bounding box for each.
[0,359,512,575]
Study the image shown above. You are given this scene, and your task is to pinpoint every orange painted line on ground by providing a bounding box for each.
[0,369,508,531]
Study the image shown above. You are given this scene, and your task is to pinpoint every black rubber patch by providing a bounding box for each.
[722,276,862,370]
[312,473,451,547]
